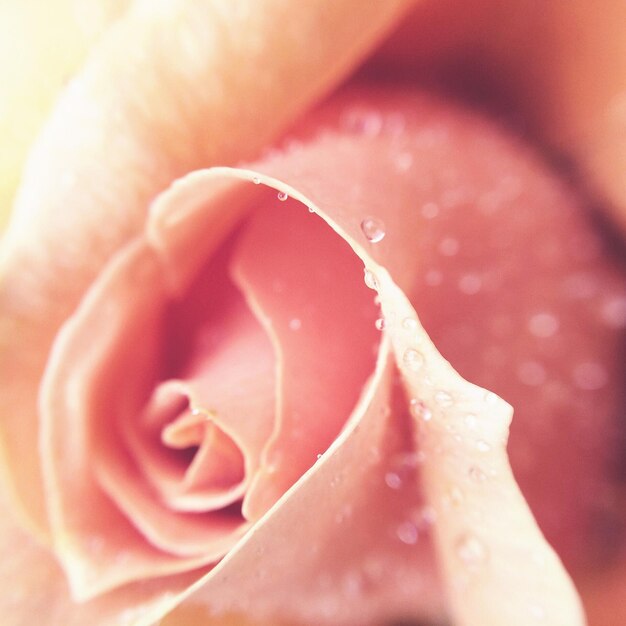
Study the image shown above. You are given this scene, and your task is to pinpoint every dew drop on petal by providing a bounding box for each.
[425,269,443,286]
[439,237,459,256]
[484,390,498,405]
[343,109,383,136]
[455,533,488,569]
[468,465,487,482]
[458,273,482,295]
[601,295,626,328]
[277,191,289,201]
[421,202,439,219]
[529,604,546,621]
[434,390,454,407]
[414,505,437,528]
[288,318,302,331]
[572,362,608,390]
[394,151,413,172]
[363,269,379,290]
[396,521,419,545]
[341,571,364,597]
[476,439,491,453]
[528,312,559,338]
[403,348,424,371]
[361,217,386,243]
[252,176,261,185]
[402,317,418,331]
[375,318,386,331]
[448,486,464,507]
[410,399,432,422]
[464,413,478,429]
[385,472,402,490]
[517,360,547,386]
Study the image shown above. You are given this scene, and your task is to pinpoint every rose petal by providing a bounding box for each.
[373,0,626,238]
[39,241,245,598]
[0,498,200,626]
[230,196,380,519]
[0,0,416,534]
[163,346,443,626]
[153,88,604,623]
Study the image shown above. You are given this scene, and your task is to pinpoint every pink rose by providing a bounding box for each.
[1,2,625,625]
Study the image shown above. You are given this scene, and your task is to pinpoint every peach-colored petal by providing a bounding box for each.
[0,0,416,534]
[0,0,131,227]
[39,241,243,599]
[379,279,585,626]
[164,347,444,626]
[373,0,626,238]
[150,88,603,623]
[8,72,623,624]
[230,197,380,519]
[0,499,201,626]
[39,192,282,597]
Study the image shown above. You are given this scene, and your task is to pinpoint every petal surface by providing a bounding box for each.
[0,0,416,533]
[156,86,618,624]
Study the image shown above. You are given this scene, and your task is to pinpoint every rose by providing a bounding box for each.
[1,2,625,626]
[0,1,620,624]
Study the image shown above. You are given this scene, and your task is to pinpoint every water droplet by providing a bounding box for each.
[414,505,437,528]
[517,360,547,386]
[396,521,419,545]
[385,112,406,135]
[402,317,418,331]
[562,272,597,299]
[341,108,384,136]
[572,362,608,391]
[361,217,386,243]
[363,269,378,290]
[316,453,323,460]
[410,399,432,422]
[277,191,288,201]
[420,202,439,219]
[425,269,443,286]
[439,237,459,256]
[394,451,424,468]
[458,273,482,295]
[468,465,487,482]
[335,504,353,524]
[307,206,315,213]
[464,413,478,429]
[484,390,498,405]
[434,390,454,407]
[394,151,413,172]
[341,571,364,597]
[455,533,488,569]
[476,439,491,453]
[375,318,386,331]
[528,312,559,338]
[403,348,424,371]
[385,472,402,490]
[601,295,626,328]
[448,486,464,507]
[289,318,302,331]
[252,176,261,185]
